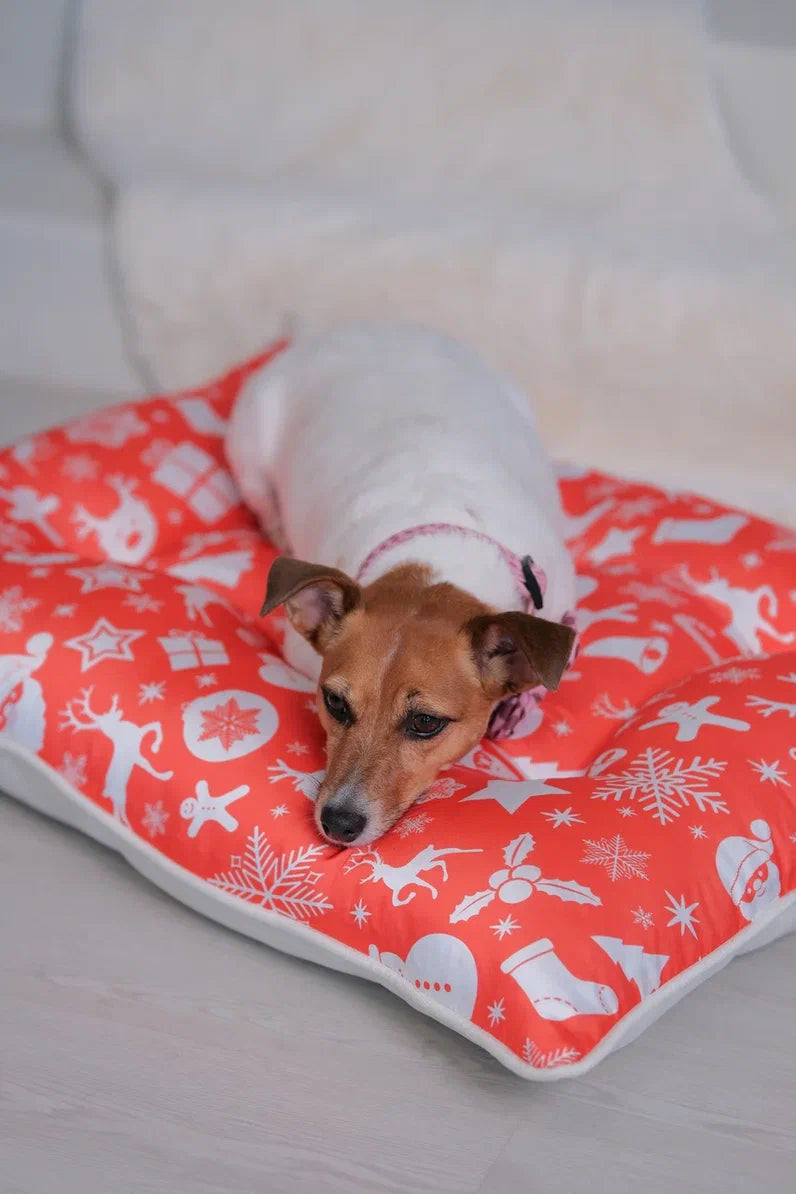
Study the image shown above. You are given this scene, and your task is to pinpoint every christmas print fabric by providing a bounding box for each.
[1,344,794,1079]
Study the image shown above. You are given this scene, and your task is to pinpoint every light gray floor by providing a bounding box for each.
[2,383,795,1194]
[3,794,796,1194]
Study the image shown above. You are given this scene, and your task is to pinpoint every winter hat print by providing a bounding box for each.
[715,819,774,907]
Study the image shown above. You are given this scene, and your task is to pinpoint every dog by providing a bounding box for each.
[226,323,576,846]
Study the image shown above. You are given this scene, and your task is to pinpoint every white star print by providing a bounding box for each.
[741,552,762,569]
[271,804,289,818]
[617,806,637,818]
[53,603,76,617]
[487,998,506,1027]
[462,775,570,814]
[541,806,584,828]
[664,892,700,938]
[689,825,707,840]
[196,672,217,688]
[490,915,521,940]
[139,681,165,704]
[552,719,572,737]
[64,617,145,671]
[67,562,150,594]
[749,758,790,788]
[350,899,371,928]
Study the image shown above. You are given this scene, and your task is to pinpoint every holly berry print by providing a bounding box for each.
[0,342,793,1081]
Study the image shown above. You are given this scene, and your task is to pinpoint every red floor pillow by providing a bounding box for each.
[1,342,794,1079]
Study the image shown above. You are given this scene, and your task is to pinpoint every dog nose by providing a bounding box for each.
[320,803,367,844]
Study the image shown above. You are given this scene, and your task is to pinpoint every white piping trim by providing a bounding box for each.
[1,736,793,1082]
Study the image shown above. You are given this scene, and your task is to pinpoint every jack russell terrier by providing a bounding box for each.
[226,323,576,846]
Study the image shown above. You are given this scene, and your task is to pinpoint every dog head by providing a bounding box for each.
[262,556,575,846]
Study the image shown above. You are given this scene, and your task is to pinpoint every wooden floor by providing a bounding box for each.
[2,795,795,1194]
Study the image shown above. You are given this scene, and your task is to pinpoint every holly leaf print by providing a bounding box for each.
[503,833,535,867]
[450,889,496,923]
[534,877,602,905]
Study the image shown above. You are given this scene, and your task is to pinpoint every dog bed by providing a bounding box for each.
[1,343,794,1080]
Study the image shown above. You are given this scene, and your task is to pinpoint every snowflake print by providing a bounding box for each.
[287,741,310,756]
[689,825,707,840]
[617,806,636,818]
[551,719,572,737]
[491,914,521,940]
[416,776,466,804]
[631,907,654,930]
[0,585,39,632]
[58,752,87,789]
[581,835,650,881]
[396,811,434,838]
[139,680,165,705]
[749,759,790,788]
[140,439,174,469]
[199,697,261,752]
[592,747,727,825]
[61,453,99,482]
[710,664,760,685]
[487,998,506,1027]
[665,892,700,938]
[522,1039,581,1069]
[541,807,584,828]
[141,801,170,838]
[124,593,163,614]
[350,899,371,928]
[741,552,762,569]
[196,672,217,688]
[209,826,333,921]
[53,603,76,617]
[271,804,289,818]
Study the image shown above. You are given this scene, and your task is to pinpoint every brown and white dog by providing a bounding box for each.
[226,323,576,846]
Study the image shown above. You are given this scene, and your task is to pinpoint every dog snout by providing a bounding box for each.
[320,799,367,845]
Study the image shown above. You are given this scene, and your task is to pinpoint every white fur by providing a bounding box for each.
[226,323,575,677]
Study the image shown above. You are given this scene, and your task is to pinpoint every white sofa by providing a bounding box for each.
[2,1,795,523]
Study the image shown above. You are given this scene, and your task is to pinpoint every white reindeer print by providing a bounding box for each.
[344,845,481,907]
[72,475,158,565]
[268,759,325,801]
[175,582,239,627]
[680,567,794,655]
[60,688,173,826]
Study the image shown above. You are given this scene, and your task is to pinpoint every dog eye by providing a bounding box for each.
[323,687,353,725]
[406,712,447,739]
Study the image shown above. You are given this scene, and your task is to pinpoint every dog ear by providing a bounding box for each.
[465,611,576,697]
[261,557,361,650]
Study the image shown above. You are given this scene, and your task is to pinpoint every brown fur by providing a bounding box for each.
[262,557,575,843]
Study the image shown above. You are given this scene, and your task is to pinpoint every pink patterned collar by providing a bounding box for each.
[355,522,571,740]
